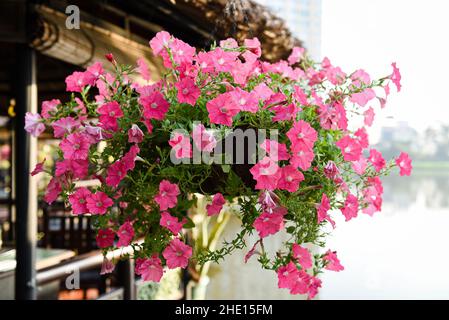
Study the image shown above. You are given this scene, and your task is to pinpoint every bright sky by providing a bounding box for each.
[322,0,449,133]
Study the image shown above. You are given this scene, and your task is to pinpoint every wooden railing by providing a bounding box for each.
[36,245,137,300]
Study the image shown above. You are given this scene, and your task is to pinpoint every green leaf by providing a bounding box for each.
[286,226,296,234]
[183,216,195,229]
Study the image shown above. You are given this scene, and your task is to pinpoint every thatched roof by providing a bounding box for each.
[29,0,302,73]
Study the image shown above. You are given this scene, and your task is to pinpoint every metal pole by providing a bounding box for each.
[14,43,38,300]
[117,259,136,300]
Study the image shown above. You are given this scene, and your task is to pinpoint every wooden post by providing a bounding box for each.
[117,259,136,300]
[14,43,38,300]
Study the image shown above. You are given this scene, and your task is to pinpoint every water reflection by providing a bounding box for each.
[206,169,449,299]
[383,170,449,211]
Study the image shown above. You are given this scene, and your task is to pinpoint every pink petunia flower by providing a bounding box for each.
[55,159,88,179]
[162,238,192,269]
[319,102,348,131]
[260,139,290,161]
[73,97,87,116]
[323,250,344,272]
[277,165,304,192]
[253,207,287,238]
[86,191,113,215]
[368,149,386,172]
[306,67,325,86]
[317,193,335,228]
[160,211,185,234]
[65,71,96,92]
[354,128,369,149]
[289,144,315,171]
[135,255,164,282]
[117,221,135,247]
[24,112,45,137]
[68,187,92,215]
[264,92,287,108]
[142,118,153,134]
[140,91,170,121]
[31,158,46,176]
[307,276,322,299]
[84,125,105,143]
[192,124,217,152]
[86,61,104,79]
[229,87,259,113]
[169,132,192,159]
[244,239,261,263]
[169,38,196,66]
[206,92,240,126]
[136,57,151,81]
[244,37,262,57]
[288,47,305,65]
[210,47,239,73]
[51,117,79,138]
[336,135,362,161]
[96,228,115,248]
[390,62,402,92]
[271,103,298,122]
[289,270,311,295]
[258,190,279,212]
[114,169,132,192]
[350,88,376,107]
[362,177,383,216]
[250,157,281,190]
[100,258,115,275]
[154,180,180,211]
[44,177,62,204]
[287,120,317,150]
[396,152,412,176]
[41,99,61,119]
[98,101,124,132]
[195,51,215,74]
[277,262,299,289]
[175,77,200,105]
[292,244,313,270]
[149,31,171,55]
[277,263,313,296]
[323,160,339,180]
[253,83,274,102]
[178,61,200,80]
[219,38,238,49]
[351,69,371,87]
[122,145,140,171]
[100,257,115,275]
[206,193,226,216]
[60,132,91,160]
[128,124,144,143]
[293,86,309,106]
[231,56,257,86]
[326,66,346,85]
[352,156,368,175]
[341,193,358,221]
[364,107,375,126]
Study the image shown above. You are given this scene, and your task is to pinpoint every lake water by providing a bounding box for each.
[206,168,449,299]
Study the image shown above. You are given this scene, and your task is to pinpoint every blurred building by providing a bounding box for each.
[255,0,322,59]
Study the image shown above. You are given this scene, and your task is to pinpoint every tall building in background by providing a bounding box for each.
[255,0,322,59]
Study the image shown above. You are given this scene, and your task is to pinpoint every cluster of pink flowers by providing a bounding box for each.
[25,30,412,298]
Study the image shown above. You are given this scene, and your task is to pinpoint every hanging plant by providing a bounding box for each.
[26,31,412,299]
